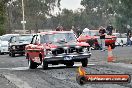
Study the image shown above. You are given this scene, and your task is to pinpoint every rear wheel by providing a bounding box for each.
[28,59,38,69]
[81,58,88,67]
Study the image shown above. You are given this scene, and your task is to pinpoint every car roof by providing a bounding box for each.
[38,31,73,35]
[89,30,99,31]
[19,34,33,36]
[2,34,19,36]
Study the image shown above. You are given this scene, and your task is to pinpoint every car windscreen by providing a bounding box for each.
[1,35,15,41]
[42,33,76,43]
[83,31,99,36]
[19,35,33,42]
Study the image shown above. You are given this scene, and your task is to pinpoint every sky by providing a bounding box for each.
[53,0,83,14]
[60,0,83,10]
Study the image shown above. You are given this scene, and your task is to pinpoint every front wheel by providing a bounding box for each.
[0,51,1,55]
[81,58,88,67]
[9,52,11,56]
[42,61,48,70]
[28,59,38,69]
[66,62,74,67]
[11,52,15,57]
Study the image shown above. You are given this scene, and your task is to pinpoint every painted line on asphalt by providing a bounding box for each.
[0,67,29,71]
[3,73,32,88]
[0,63,95,71]
[48,63,95,68]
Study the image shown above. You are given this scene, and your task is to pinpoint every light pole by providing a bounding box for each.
[21,0,26,34]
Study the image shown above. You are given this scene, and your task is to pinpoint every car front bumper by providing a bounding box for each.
[1,47,9,53]
[44,53,91,62]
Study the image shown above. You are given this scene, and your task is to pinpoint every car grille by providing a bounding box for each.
[52,47,84,55]
[15,45,26,50]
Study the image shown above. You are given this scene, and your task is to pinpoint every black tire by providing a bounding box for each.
[110,43,116,49]
[9,52,11,56]
[81,58,88,67]
[0,51,1,55]
[27,55,38,69]
[66,62,74,67]
[11,52,15,57]
[28,59,38,69]
[42,61,48,70]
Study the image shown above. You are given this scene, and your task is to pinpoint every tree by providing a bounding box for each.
[4,0,61,33]
[0,0,8,35]
[81,0,116,29]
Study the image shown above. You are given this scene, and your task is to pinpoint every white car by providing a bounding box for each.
[0,36,2,54]
[0,34,19,54]
[113,33,128,46]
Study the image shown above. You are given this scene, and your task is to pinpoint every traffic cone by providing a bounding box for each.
[107,45,115,62]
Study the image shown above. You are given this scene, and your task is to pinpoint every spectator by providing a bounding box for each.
[127,29,132,46]
[98,26,106,51]
[106,24,113,35]
[55,25,64,31]
[76,27,82,37]
[71,26,75,32]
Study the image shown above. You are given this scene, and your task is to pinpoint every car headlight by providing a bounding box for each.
[46,50,52,56]
[63,47,69,50]
[51,48,56,51]
[12,46,16,50]
[82,48,88,53]
[75,46,81,49]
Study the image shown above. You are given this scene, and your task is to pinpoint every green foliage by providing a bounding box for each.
[4,0,60,33]
[0,0,6,35]
[2,0,132,33]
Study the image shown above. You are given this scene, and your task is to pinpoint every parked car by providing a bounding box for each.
[113,33,132,46]
[8,34,33,57]
[0,36,2,54]
[0,34,19,55]
[78,30,117,49]
[113,33,127,46]
[25,31,91,69]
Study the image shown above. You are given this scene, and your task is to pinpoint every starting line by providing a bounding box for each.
[0,63,95,71]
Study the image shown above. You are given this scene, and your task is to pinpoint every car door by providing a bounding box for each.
[28,35,39,59]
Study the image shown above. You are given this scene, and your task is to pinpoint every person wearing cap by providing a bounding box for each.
[127,29,132,46]
[106,24,113,35]
[99,26,106,51]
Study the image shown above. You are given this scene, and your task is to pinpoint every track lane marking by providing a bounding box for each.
[0,63,95,71]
